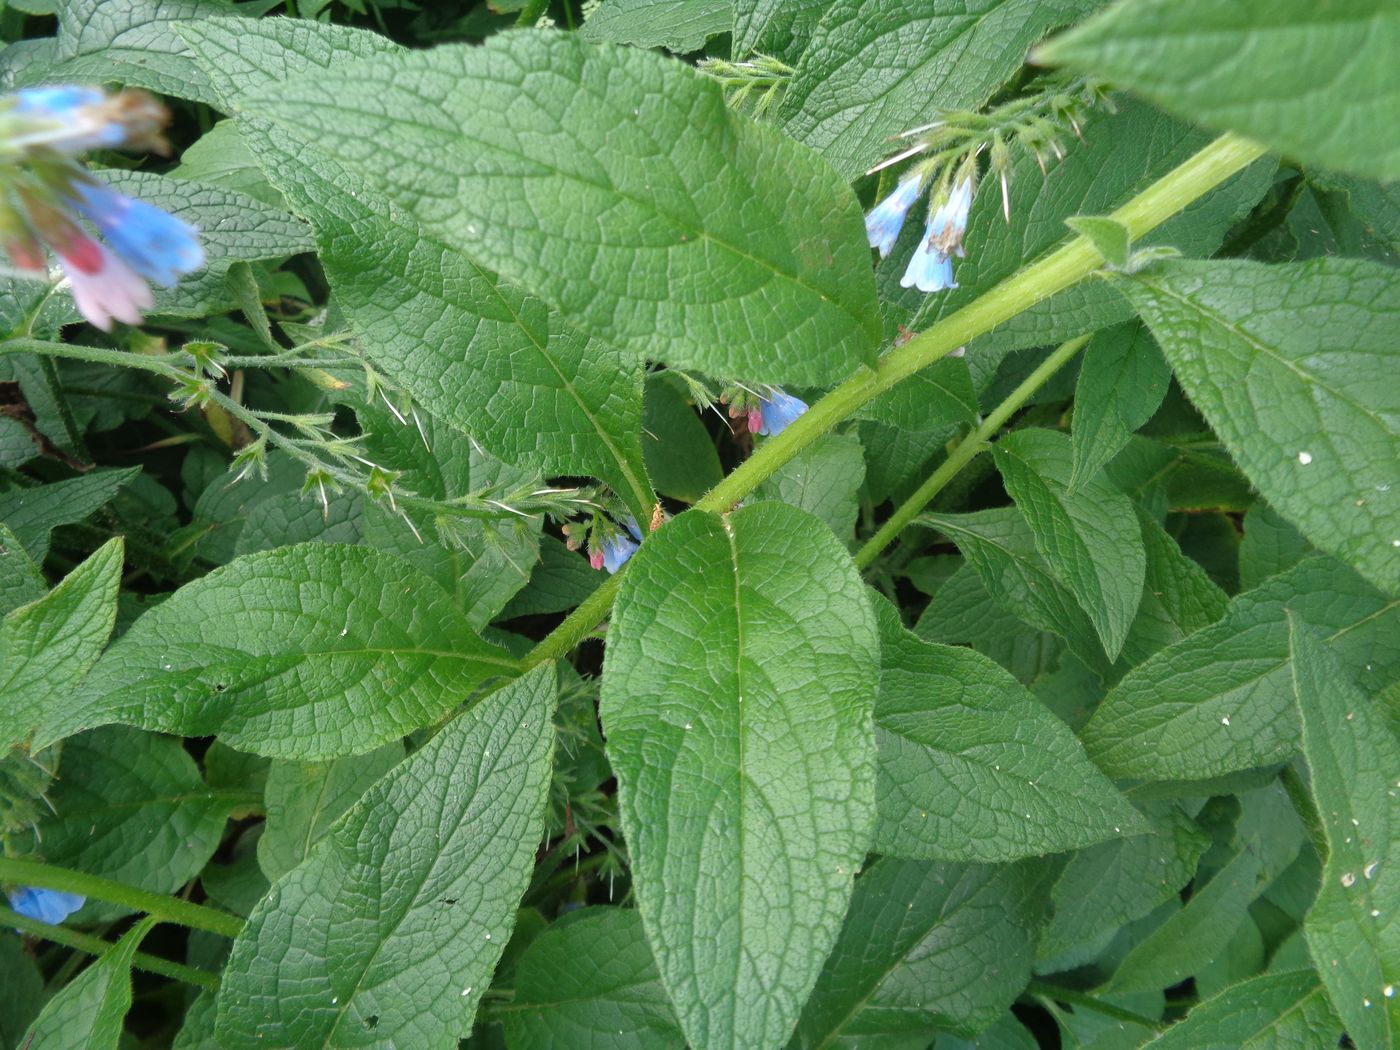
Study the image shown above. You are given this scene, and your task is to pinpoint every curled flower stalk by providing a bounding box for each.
[0,85,203,330]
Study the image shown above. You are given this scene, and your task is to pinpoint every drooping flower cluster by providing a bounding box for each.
[565,514,645,574]
[0,85,204,330]
[721,384,809,439]
[865,169,975,294]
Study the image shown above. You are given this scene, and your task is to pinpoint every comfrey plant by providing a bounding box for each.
[0,86,204,328]
[1,3,1398,1049]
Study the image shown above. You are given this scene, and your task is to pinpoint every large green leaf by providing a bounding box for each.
[1083,556,1400,780]
[0,538,121,751]
[0,523,45,616]
[1042,803,1210,959]
[502,908,685,1050]
[0,938,43,1047]
[1121,257,1400,597]
[1070,323,1171,488]
[753,433,866,540]
[1141,969,1341,1050]
[887,101,1272,368]
[600,503,879,1050]
[20,919,150,1050]
[993,428,1146,659]
[180,17,656,521]
[1119,509,1230,667]
[26,727,232,920]
[871,597,1142,861]
[239,31,881,385]
[215,664,556,1048]
[1039,0,1400,181]
[36,544,519,760]
[779,0,1101,180]
[580,0,732,52]
[642,373,723,504]
[790,858,1044,1046]
[1291,619,1400,1045]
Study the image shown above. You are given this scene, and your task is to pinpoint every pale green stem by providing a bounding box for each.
[521,132,1267,670]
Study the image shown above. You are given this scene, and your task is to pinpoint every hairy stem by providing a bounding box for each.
[0,905,221,990]
[0,858,243,938]
[854,333,1090,569]
[522,132,1266,669]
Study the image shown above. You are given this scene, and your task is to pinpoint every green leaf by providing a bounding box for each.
[791,858,1044,1046]
[779,0,1102,180]
[0,538,121,751]
[25,727,232,919]
[642,373,722,504]
[1042,803,1210,959]
[0,937,43,1047]
[1239,504,1313,592]
[4,0,239,105]
[1066,215,1132,270]
[1083,556,1400,780]
[215,663,557,1047]
[1070,323,1171,489]
[852,354,979,434]
[600,503,879,1050]
[20,918,151,1050]
[1119,509,1229,666]
[169,119,285,206]
[1038,0,1400,181]
[37,543,519,760]
[1290,617,1400,1045]
[499,534,602,619]
[1107,844,1268,993]
[179,18,656,520]
[239,31,881,385]
[892,101,1273,368]
[580,0,732,52]
[732,0,828,59]
[503,908,686,1050]
[0,524,44,617]
[752,432,866,540]
[1141,969,1341,1050]
[871,597,1143,862]
[1121,257,1400,596]
[922,507,1108,670]
[993,428,1146,659]
[0,467,139,562]
[256,742,404,882]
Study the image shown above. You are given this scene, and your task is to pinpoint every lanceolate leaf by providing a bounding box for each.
[993,428,1146,659]
[601,503,879,1050]
[791,858,1044,1046]
[20,918,152,1050]
[1141,969,1341,1050]
[1121,257,1400,596]
[215,664,557,1048]
[0,467,138,562]
[1083,556,1400,781]
[503,908,685,1050]
[1290,618,1400,1046]
[779,0,1102,180]
[1070,322,1171,488]
[241,31,881,385]
[37,544,519,760]
[0,538,122,752]
[871,597,1143,862]
[180,17,656,521]
[1039,0,1400,180]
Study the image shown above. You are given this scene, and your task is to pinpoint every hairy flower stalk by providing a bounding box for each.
[0,85,203,329]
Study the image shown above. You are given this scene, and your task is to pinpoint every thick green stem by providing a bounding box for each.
[523,132,1265,669]
[854,333,1090,569]
[0,858,243,938]
[0,905,221,990]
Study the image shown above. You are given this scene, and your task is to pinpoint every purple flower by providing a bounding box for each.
[7,886,85,926]
[752,388,808,437]
[68,180,203,287]
[62,242,154,331]
[864,173,924,258]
